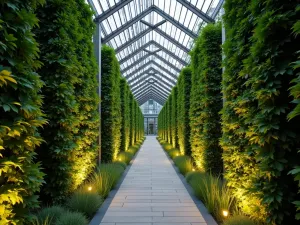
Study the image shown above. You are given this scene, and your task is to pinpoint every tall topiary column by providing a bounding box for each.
[0,1,46,223]
[120,78,130,151]
[189,23,223,175]
[171,86,178,148]
[177,68,192,156]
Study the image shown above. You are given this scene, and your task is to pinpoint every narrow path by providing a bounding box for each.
[99,136,207,225]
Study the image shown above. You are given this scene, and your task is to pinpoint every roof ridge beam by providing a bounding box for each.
[131,75,172,94]
[134,85,169,99]
[133,83,170,98]
[176,0,214,23]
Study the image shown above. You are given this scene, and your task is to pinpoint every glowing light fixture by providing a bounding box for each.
[222,210,229,217]
[192,168,195,171]
[88,186,92,191]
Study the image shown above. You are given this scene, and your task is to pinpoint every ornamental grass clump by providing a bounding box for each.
[188,173,236,223]
[223,215,256,225]
[56,211,88,225]
[65,192,103,218]
[36,205,67,225]
[173,155,193,175]
[162,143,173,151]
[90,164,124,197]
[113,161,127,170]
[127,146,138,155]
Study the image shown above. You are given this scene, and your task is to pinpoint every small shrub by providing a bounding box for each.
[36,205,67,225]
[188,173,236,222]
[90,164,124,197]
[223,215,256,225]
[127,145,139,155]
[66,192,103,218]
[173,156,193,175]
[168,148,180,159]
[113,161,127,170]
[162,143,173,151]
[56,211,88,225]
[117,151,134,165]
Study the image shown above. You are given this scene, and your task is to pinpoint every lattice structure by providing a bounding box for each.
[88,0,223,106]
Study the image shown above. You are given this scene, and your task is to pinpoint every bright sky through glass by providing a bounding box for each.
[87,0,223,106]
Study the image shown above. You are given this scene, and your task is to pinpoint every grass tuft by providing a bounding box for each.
[173,155,193,175]
[223,215,256,225]
[188,173,236,222]
[65,192,103,218]
[90,164,124,198]
[127,145,139,155]
[162,143,173,151]
[113,161,127,170]
[56,211,88,225]
[36,205,67,225]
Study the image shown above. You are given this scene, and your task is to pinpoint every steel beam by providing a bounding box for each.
[120,40,187,66]
[137,91,165,105]
[176,0,214,23]
[121,52,181,74]
[130,71,173,91]
[95,0,133,22]
[87,0,99,15]
[116,27,189,54]
[211,0,224,19]
[125,61,177,81]
[133,84,169,99]
[131,77,171,95]
[128,67,176,86]
[152,6,197,38]
[135,86,168,101]
[102,7,152,43]
[134,85,169,100]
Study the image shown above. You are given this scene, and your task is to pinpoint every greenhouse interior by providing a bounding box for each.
[1,0,300,225]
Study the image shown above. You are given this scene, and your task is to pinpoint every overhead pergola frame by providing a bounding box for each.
[89,0,224,106]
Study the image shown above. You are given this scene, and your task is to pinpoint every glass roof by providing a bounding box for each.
[87,0,223,105]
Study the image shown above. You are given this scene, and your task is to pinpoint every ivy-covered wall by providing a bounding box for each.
[0,1,46,223]
[101,45,121,162]
[177,68,192,156]
[35,0,99,203]
[222,0,300,223]
[189,23,223,175]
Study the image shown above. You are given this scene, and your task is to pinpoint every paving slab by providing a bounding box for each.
[91,136,215,225]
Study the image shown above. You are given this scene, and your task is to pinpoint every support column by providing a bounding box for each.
[94,22,101,164]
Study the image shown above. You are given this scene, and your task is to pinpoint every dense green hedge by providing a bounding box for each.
[101,45,121,162]
[168,95,172,145]
[171,86,178,148]
[222,0,300,223]
[120,78,130,152]
[177,68,192,156]
[0,1,46,223]
[35,0,99,203]
[189,23,222,175]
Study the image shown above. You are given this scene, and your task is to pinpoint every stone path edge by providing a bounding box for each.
[89,144,142,225]
[158,139,218,225]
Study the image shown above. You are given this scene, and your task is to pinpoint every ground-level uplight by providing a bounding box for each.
[222,210,229,217]
[88,186,92,191]
[192,168,195,171]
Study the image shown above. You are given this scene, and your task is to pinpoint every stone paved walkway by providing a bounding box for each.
[99,136,207,225]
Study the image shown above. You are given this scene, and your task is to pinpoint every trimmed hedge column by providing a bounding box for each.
[171,86,178,148]
[177,68,192,156]
[0,1,46,223]
[120,78,130,151]
[101,45,121,162]
[189,23,222,175]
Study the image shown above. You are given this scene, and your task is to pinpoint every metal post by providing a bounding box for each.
[94,22,101,164]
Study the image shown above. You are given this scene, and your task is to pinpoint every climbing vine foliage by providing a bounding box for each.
[0,1,46,223]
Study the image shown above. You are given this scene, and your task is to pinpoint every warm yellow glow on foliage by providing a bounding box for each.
[88,186,92,191]
[192,168,195,171]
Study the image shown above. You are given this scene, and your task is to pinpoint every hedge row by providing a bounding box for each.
[0,1,144,223]
[0,1,46,223]
[222,0,300,223]
[101,46,144,163]
[158,3,300,222]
